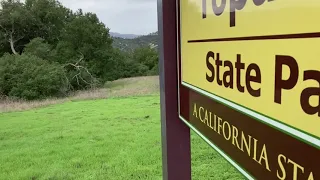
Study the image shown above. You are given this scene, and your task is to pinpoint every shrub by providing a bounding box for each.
[0,53,68,100]
[147,62,159,76]
[23,38,54,60]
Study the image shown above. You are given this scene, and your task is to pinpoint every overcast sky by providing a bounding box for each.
[59,0,158,35]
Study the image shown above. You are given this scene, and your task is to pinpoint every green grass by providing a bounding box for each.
[0,95,244,180]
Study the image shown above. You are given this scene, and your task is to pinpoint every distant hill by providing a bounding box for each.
[112,32,158,53]
[110,32,140,39]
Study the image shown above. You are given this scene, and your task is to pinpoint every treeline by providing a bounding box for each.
[0,0,159,100]
[112,32,158,53]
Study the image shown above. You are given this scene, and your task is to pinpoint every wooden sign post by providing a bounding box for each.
[158,0,191,180]
[159,0,319,179]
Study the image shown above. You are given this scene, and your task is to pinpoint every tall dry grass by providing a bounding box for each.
[0,76,160,113]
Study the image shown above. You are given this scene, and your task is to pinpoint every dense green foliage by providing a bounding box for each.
[0,0,159,100]
[132,46,159,75]
[0,53,67,100]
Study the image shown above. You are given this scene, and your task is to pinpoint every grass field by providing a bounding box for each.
[0,76,244,180]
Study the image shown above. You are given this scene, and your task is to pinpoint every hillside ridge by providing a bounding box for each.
[112,32,159,52]
[110,32,140,39]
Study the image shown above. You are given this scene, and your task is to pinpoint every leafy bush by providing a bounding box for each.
[132,46,158,70]
[147,62,159,76]
[23,38,54,60]
[0,54,68,100]
[122,60,149,78]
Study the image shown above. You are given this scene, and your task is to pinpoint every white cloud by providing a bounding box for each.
[59,0,158,35]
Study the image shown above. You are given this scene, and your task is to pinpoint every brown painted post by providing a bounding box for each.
[157,0,192,180]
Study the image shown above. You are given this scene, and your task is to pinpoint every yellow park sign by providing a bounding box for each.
[180,0,320,147]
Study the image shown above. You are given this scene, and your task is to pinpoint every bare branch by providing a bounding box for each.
[0,24,8,34]
[82,66,94,79]
[75,75,79,85]
[64,63,78,68]
[64,75,73,91]
[11,21,14,34]
[71,72,81,80]
[63,52,97,88]
[79,75,91,85]
[71,72,81,85]
[13,35,24,43]
[75,52,84,66]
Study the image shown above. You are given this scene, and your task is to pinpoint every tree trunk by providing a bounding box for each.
[9,33,18,55]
